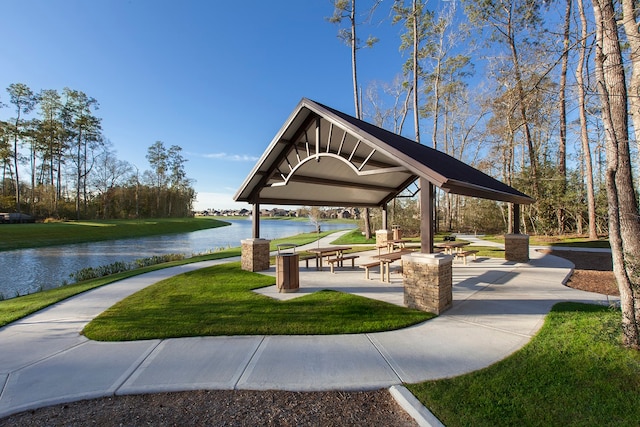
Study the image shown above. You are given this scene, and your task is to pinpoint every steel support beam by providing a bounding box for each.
[420,178,434,253]
[252,203,260,238]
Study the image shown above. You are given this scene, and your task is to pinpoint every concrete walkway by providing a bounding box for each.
[0,233,613,420]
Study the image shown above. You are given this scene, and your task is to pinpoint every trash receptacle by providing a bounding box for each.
[392,225,402,240]
[276,253,299,293]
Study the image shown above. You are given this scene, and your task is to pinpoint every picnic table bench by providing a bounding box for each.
[326,255,360,273]
[299,254,316,268]
[359,261,381,280]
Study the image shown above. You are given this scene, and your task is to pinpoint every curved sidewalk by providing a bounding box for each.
[0,240,612,418]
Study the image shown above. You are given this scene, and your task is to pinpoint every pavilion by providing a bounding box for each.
[234,98,534,313]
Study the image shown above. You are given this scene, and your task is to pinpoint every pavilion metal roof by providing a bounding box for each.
[234,98,534,207]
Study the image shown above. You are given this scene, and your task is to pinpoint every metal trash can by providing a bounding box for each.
[276,253,299,293]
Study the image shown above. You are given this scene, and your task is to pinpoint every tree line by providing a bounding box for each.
[331,0,640,348]
[0,84,195,220]
[331,0,620,237]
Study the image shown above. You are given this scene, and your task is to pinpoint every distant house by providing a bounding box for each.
[0,213,35,223]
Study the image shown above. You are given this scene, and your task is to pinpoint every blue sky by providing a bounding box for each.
[1,0,409,210]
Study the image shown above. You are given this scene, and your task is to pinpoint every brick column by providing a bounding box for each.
[504,234,530,263]
[241,238,270,272]
[402,252,453,314]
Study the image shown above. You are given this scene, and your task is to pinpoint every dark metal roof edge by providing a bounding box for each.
[233,99,311,202]
[235,97,534,206]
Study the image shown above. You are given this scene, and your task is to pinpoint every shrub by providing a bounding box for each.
[69,254,186,283]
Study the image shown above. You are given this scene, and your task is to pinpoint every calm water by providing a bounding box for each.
[0,219,355,298]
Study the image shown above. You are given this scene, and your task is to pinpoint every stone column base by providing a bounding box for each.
[505,234,530,263]
[402,252,453,314]
[241,238,270,272]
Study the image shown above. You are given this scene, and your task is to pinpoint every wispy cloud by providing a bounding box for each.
[200,152,259,162]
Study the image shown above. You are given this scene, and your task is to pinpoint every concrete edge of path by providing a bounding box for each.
[390,385,445,427]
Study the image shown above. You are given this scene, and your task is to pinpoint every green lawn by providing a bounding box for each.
[482,234,610,248]
[0,217,230,251]
[331,229,377,244]
[409,302,640,426]
[269,230,345,248]
[82,262,434,340]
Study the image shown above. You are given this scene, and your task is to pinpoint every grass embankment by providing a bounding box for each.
[82,262,434,340]
[409,303,640,426]
[0,217,230,251]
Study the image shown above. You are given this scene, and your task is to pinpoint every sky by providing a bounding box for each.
[0,0,410,211]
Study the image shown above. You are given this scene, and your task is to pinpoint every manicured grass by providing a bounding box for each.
[0,248,241,327]
[408,302,640,426]
[467,246,505,258]
[83,262,434,341]
[332,229,467,246]
[482,234,610,248]
[331,229,376,244]
[269,230,343,249]
[0,217,230,251]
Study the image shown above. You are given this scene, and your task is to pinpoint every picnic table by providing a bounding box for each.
[376,238,411,255]
[374,249,414,283]
[435,241,470,255]
[306,246,352,271]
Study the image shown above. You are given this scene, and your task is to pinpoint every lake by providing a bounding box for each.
[0,219,355,299]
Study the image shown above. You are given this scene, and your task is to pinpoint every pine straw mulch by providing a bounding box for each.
[0,250,615,426]
[544,249,618,296]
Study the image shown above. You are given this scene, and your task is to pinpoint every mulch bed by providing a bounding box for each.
[0,389,418,427]
[545,249,618,296]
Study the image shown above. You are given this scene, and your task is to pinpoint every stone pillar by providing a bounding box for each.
[241,238,270,272]
[504,234,530,263]
[402,252,453,314]
[376,229,392,247]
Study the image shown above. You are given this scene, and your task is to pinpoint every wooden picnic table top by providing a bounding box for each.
[306,246,353,271]
[435,241,470,248]
[374,249,414,262]
[307,246,352,255]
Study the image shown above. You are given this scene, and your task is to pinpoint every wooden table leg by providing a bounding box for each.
[386,261,391,283]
